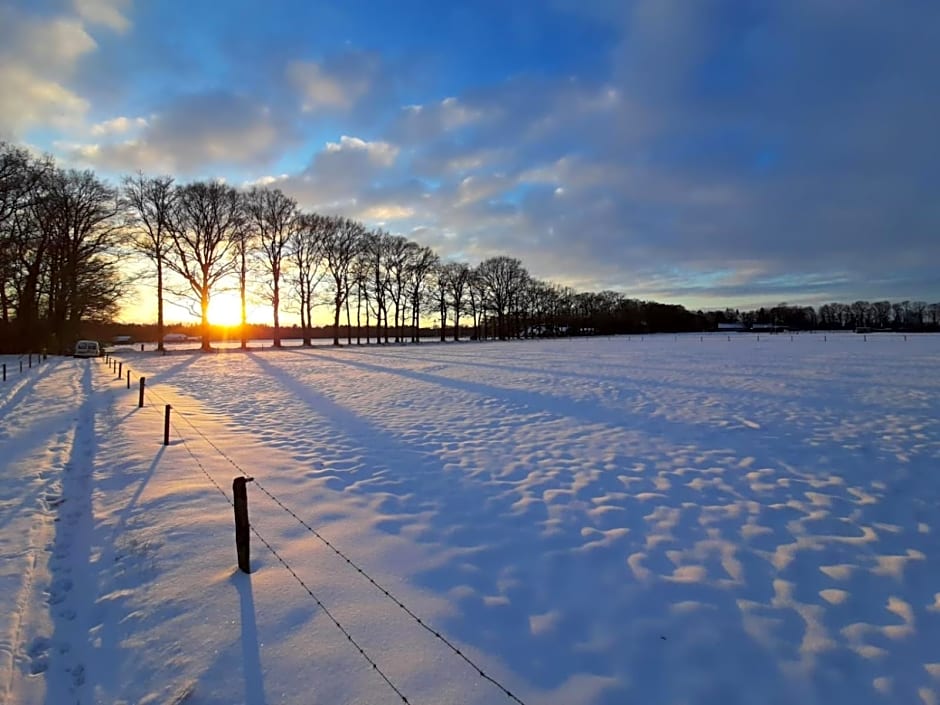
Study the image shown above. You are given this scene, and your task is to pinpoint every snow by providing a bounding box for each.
[2,334,939,704]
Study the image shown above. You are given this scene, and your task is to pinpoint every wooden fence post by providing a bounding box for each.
[2,363,5,381]
[163,405,171,446]
[138,377,146,408]
[118,361,123,379]
[126,370,131,389]
[233,477,255,573]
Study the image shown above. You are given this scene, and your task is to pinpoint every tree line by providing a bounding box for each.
[1,142,937,354]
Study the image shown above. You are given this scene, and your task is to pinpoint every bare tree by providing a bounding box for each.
[121,172,175,350]
[384,236,412,343]
[165,181,243,352]
[33,169,124,348]
[443,262,472,341]
[320,216,364,345]
[289,213,327,346]
[230,204,253,349]
[432,263,449,342]
[476,256,528,340]
[244,187,299,348]
[406,245,438,342]
[467,268,484,340]
[362,229,391,343]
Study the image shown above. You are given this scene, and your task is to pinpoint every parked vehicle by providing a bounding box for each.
[74,340,101,358]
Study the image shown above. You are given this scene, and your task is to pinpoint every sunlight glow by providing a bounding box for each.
[207,292,244,326]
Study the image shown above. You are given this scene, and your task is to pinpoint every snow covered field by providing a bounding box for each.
[1,335,938,705]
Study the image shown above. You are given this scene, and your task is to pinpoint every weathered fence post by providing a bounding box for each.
[233,477,255,573]
[163,405,171,446]
[2,363,5,381]
[28,354,32,368]
[140,343,144,352]
[138,377,146,408]
[118,361,123,379]
[20,360,23,373]
[126,370,131,389]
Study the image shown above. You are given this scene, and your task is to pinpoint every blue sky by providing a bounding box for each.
[2,0,938,318]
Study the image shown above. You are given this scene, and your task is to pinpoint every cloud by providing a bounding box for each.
[63,93,297,174]
[74,0,131,33]
[324,135,398,166]
[287,52,378,112]
[90,115,148,135]
[0,8,97,136]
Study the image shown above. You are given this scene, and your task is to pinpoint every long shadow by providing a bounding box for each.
[0,357,61,419]
[218,349,937,703]
[124,351,204,388]
[307,350,786,447]
[232,571,267,705]
[244,353,804,700]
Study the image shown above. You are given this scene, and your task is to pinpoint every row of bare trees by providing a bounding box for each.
[4,142,939,353]
[710,300,940,331]
[119,172,552,351]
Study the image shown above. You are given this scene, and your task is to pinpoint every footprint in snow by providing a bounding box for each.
[27,637,50,675]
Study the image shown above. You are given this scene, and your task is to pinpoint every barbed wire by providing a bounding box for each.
[111,361,527,705]
[247,524,411,703]
[126,370,412,704]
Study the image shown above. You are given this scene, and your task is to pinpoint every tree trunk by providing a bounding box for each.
[272,279,281,347]
[240,253,248,350]
[156,259,165,351]
[333,295,341,345]
[440,301,446,342]
[201,290,211,352]
[356,285,362,345]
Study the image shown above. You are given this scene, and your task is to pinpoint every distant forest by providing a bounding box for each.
[2,142,938,354]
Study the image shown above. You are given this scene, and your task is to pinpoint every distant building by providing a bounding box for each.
[717,323,747,331]
[163,333,187,342]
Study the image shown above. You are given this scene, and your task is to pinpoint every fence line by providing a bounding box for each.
[113,358,525,705]
[143,381,527,705]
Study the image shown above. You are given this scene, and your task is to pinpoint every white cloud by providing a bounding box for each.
[287,58,373,111]
[74,0,131,33]
[0,11,97,137]
[0,65,89,136]
[325,135,399,166]
[360,204,415,221]
[90,115,148,136]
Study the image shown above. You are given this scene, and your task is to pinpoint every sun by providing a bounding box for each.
[207,292,243,327]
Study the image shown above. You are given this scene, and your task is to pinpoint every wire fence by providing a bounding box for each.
[107,352,526,705]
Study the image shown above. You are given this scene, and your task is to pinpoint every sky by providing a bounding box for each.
[2,0,939,322]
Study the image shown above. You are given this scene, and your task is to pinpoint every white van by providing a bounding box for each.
[74,340,101,358]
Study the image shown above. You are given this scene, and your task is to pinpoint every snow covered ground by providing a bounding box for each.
[1,334,938,705]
